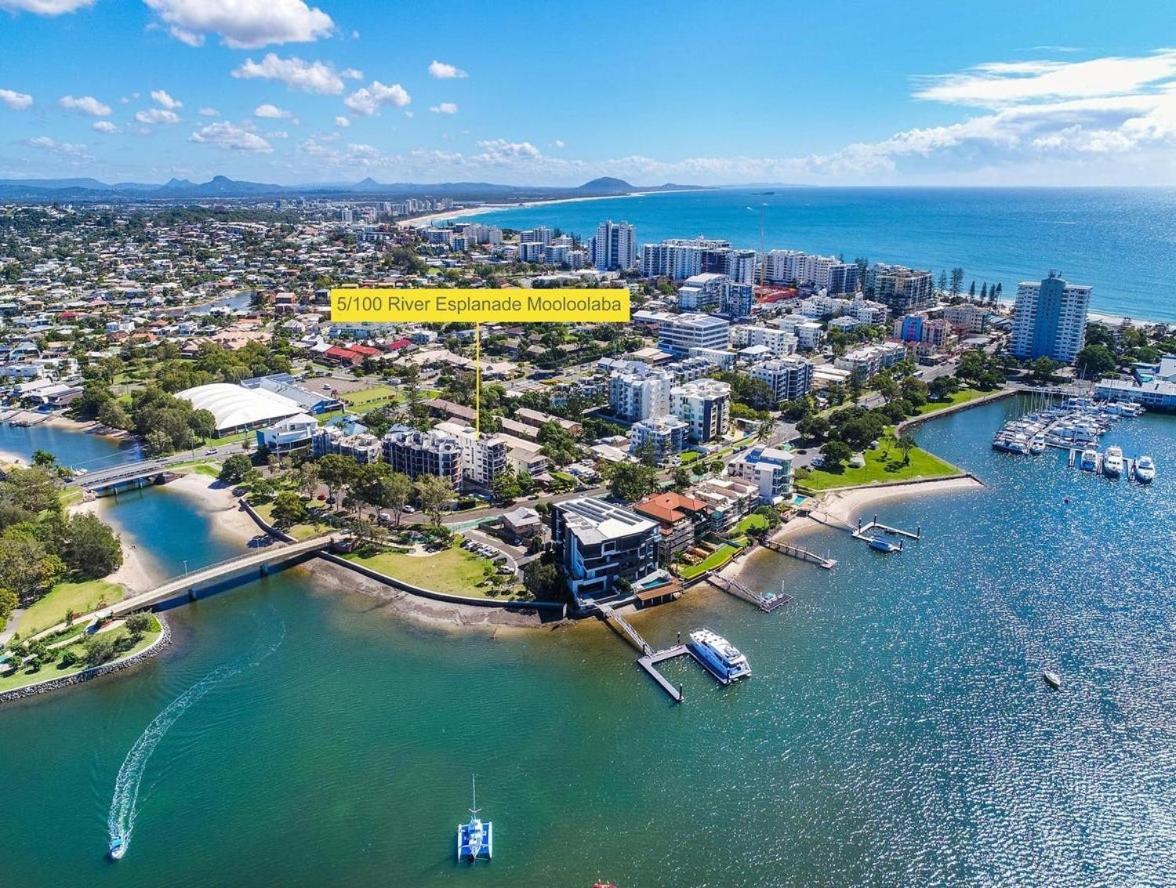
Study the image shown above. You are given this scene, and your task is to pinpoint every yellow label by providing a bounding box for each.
[330,288,630,324]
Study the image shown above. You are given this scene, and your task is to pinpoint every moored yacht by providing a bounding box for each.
[688,629,751,683]
[1103,445,1124,478]
[1079,449,1098,471]
[1029,434,1046,455]
[456,775,492,861]
[1135,455,1155,483]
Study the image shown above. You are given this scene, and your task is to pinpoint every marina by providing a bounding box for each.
[992,395,1144,455]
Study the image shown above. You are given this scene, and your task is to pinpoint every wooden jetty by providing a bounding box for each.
[761,538,837,570]
[708,573,793,612]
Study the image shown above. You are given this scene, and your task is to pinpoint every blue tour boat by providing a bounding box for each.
[456,775,492,862]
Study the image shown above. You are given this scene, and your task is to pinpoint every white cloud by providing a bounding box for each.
[334,115,350,127]
[198,106,219,117]
[58,94,111,116]
[232,53,353,94]
[475,139,541,163]
[145,0,334,49]
[428,60,467,80]
[0,0,93,14]
[913,49,1176,108]
[190,121,273,153]
[23,135,92,160]
[135,107,181,124]
[92,120,120,133]
[344,81,411,116]
[254,102,293,119]
[267,130,289,139]
[150,89,183,110]
[429,102,458,115]
[0,89,34,111]
[552,139,566,149]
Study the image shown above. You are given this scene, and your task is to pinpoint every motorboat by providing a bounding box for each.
[108,837,127,860]
[688,629,751,683]
[1029,434,1047,455]
[1102,445,1124,478]
[1042,671,1061,690]
[1135,455,1155,483]
[1079,449,1098,471]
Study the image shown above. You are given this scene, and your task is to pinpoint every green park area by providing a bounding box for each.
[797,431,960,491]
[676,543,741,580]
[15,579,126,637]
[911,388,991,416]
[344,542,520,600]
[0,614,162,694]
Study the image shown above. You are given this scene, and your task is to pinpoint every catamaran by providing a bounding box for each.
[1135,455,1156,483]
[456,775,492,862]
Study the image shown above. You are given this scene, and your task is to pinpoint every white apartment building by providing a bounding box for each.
[1010,273,1092,364]
[749,356,814,404]
[608,364,673,422]
[641,238,755,284]
[629,415,688,464]
[670,379,731,443]
[658,313,730,356]
[436,421,509,485]
[775,316,826,350]
[727,446,795,503]
[731,325,798,357]
[943,303,990,333]
[591,220,637,271]
[676,273,728,312]
[834,342,907,379]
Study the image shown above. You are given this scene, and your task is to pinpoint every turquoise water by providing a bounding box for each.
[0,421,140,472]
[471,187,1176,322]
[0,405,1173,886]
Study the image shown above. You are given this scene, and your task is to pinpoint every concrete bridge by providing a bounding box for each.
[33,535,336,640]
[76,460,173,492]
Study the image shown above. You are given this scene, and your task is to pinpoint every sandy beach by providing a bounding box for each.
[402,190,658,229]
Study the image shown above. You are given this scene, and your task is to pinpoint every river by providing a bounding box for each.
[0,402,1172,886]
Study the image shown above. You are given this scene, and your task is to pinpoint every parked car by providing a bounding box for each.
[401,505,416,513]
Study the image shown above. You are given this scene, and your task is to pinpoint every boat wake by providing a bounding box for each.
[106,620,286,859]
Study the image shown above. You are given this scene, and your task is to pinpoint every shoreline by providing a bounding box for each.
[719,475,984,582]
[402,190,661,229]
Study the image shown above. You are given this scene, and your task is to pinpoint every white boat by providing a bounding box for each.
[1042,671,1061,690]
[108,836,127,860]
[688,628,751,683]
[1079,449,1098,471]
[1103,445,1124,478]
[1029,434,1046,455]
[1135,455,1155,483]
[456,776,492,862]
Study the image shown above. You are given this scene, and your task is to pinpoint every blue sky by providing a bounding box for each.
[1,0,1175,185]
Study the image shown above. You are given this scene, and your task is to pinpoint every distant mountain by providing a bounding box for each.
[0,174,710,203]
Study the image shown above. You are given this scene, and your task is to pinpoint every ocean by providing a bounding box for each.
[468,187,1176,323]
[0,402,1172,886]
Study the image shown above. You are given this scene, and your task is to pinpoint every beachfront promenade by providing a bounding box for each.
[32,535,335,640]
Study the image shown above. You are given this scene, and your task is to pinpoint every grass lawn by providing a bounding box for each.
[341,385,398,409]
[253,501,324,541]
[797,431,960,492]
[679,451,702,465]
[912,388,991,416]
[732,513,770,535]
[0,619,162,693]
[345,543,514,599]
[677,543,740,580]
[15,579,127,637]
[202,430,251,448]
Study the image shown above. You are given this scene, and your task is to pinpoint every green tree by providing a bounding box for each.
[1029,356,1060,383]
[1075,343,1117,379]
[218,454,254,485]
[32,450,56,468]
[271,491,309,527]
[63,512,123,579]
[96,398,132,431]
[83,633,117,666]
[125,612,152,638]
[317,454,359,508]
[897,434,916,466]
[819,440,853,472]
[608,461,658,503]
[414,475,454,527]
